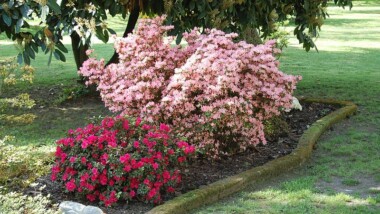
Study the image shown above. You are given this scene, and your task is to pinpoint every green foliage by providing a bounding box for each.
[1,0,353,66]
[165,0,353,50]
[0,93,35,109]
[0,113,36,125]
[53,84,91,104]
[0,191,59,214]
[0,0,42,65]
[0,136,55,191]
[0,58,36,124]
[0,58,18,94]
[266,21,290,51]
[263,116,290,141]
[0,58,35,95]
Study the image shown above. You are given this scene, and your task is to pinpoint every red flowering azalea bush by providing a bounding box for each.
[51,116,195,206]
[79,16,301,157]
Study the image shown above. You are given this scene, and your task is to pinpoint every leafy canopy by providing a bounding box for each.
[0,0,352,65]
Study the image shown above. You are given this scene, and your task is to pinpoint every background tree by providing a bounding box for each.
[0,0,352,69]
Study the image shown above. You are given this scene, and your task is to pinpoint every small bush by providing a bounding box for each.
[79,16,301,157]
[0,192,59,214]
[51,116,195,206]
[263,116,290,141]
[0,59,36,124]
[0,136,54,191]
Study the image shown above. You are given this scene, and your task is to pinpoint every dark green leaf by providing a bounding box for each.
[47,51,53,66]
[190,1,195,10]
[8,0,14,8]
[56,42,68,53]
[25,45,35,59]
[198,11,206,19]
[5,30,11,39]
[85,36,91,46]
[17,53,23,65]
[40,43,47,52]
[2,14,12,27]
[109,2,117,16]
[20,5,29,17]
[95,27,106,43]
[47,0,61,14]
[105,0,112,9]
[55,49,66,62]
[23,20,30,28]
[176,34,183,45]
[16,19,23,33]
[31,42,39,53]
[104,30,109,43]
[107,28,116,35]
[23,51,30,65]
[44,47,50,54]
[12,10,20,19]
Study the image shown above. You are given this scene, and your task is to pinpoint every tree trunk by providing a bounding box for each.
[71,31,89,71]
[241,27,263,45]
[105,3,140,66]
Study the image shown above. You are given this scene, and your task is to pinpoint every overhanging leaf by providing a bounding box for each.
[104,30,109,43]
[107,28,116,35]
[17,53,23,65]
[23,51,30,65]
[47,0,61,14]
[47,50,53,66]
[31,42,39,53]
[8,0,14,8]
[25,45,35,59]
[54,49,66,62]
[16,19,24,33]
[95,27,106,43]
[56,42,68,53]
[2,14,12,27]
[20,5,29,17]
[176,34,183,45]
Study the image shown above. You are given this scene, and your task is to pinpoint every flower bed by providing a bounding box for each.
[51,116,195,206]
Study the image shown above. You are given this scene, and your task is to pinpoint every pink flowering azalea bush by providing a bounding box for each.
[51,116,195,206]
[79,16,301,157]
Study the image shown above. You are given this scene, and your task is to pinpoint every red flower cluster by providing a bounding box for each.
[52,116,195,206]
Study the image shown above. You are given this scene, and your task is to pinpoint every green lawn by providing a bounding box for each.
[1,2,380,213]
[195,3,380,214]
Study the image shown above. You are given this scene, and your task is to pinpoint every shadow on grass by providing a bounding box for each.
[195,177,380,213]
[0,96,112,147]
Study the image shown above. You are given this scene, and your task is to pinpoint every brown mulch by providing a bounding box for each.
[24,101,338,214]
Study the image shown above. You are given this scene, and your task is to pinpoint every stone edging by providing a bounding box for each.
[147,98,358,214]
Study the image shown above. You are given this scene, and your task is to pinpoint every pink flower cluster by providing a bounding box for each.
[79,16,301,157]
[52,116,195,206]
[79,16,189,117]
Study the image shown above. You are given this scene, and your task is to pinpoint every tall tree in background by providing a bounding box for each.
[0,0,352,69]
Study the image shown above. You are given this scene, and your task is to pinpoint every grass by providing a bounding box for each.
[194,2,380,213]
[1,1,380,213]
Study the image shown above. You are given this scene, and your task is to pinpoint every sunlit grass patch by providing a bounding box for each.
[197,185,378,214]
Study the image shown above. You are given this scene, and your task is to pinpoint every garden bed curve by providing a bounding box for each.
[147,98,358,214]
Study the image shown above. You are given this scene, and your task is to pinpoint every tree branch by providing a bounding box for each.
[105,3,140,67]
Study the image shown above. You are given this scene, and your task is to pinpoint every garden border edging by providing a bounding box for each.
[147,98,357,214]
